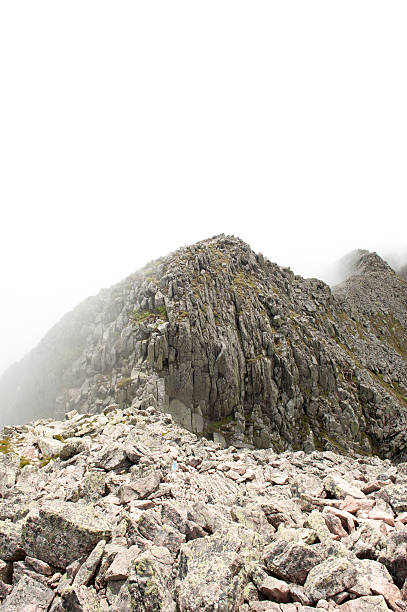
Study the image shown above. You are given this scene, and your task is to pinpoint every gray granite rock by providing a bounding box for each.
[0,575,54,611]
[263,538,324,585]
[22,501,111,569]
[0,520,25,562]
[304,557,358,601]
[176,526,262,611]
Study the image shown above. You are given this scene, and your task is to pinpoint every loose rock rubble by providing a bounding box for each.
[1,405,407,610]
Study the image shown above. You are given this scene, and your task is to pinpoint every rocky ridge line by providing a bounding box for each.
[1,235,407,461]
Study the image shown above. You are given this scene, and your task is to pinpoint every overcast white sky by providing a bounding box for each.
[0,1,406,376]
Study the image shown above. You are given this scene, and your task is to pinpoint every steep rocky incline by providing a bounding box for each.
[1,235,407,460]
[1,405,407,610]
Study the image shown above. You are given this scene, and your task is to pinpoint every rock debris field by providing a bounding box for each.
[1,404,407,611]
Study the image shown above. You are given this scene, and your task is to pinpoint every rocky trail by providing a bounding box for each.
[1,404,407,610]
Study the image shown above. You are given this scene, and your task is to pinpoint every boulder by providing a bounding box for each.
[22,501,111,569]
[338,595,391,611]
[378,527,407,586]
[62,584,101,611]
[258,576,290,602]
[304,557,358,601]
[0,453,19,489]
[323,475,365,500]
[72,539,106,587]
[0,575,54,611]
[376,484,407,514]
[176,526,262,611]
[120,470,162,502]
[37,437,64,458]
[0,521,25,562]
[77,472,107,502]
[59,438,87,461]
[93,442,130,471]
[104,545,140,581]
[263,539,324,585]
[112,546,175,612]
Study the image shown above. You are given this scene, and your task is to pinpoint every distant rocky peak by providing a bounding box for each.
[338,249,395,281]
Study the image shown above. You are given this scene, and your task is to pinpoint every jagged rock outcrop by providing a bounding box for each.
[1,235,407,460]
[0,405,407,610]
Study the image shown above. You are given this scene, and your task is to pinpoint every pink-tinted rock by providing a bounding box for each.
[362,480,392,494]
[371,578,404,611]
[0,580,12,599]
[266,470,289,485]
[120,471,162,503]
[340,497,375,515]
[368,510,395,527]
[324,513,348,538]
[259,576,290,602]
[323,506,357,533]
[25,557,54,577]
[105,545,140,581]
[324,475,366,500]
[396,513,407,525]
[339,595,391,611]
[248,603,281,611]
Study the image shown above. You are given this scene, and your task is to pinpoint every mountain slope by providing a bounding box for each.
[1,235,407,460]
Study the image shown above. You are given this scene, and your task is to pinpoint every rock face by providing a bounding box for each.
[0,406,407,610]
[1,235,407,460]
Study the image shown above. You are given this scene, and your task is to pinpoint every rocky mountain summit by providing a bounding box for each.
[1,235,407,460]
[1,236,407,611]
[2,404,407,610]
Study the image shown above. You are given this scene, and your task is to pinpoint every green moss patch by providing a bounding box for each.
[131,305,168,325]
[0,438,12,454]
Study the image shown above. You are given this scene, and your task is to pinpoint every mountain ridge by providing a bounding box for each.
[1,234,407,461]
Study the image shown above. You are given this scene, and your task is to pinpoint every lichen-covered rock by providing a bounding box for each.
[37,437,64,458]
[72,539,106,587]
[323,475,365,500]
[0,574,54,611]
[377,527,407,586]
[0,453,19,490]
[176,526,263,611]
[61,584,101,611]
[376,484,407,514]
[120,470,162,502]
[304,557,358,601]
[0,520,25,562]
[93,442,130,471]
[263,538,324,585]
[22,501,111,569]
[59,438,87,461]
[112,546,175,612]
[77,472,107,502]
